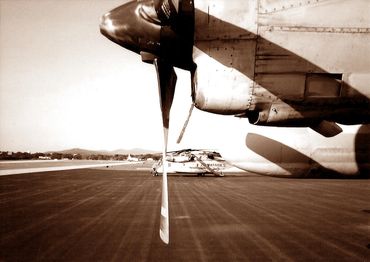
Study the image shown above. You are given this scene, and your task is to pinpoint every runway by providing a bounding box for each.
[0,160,139,176]
[0,165,369,261]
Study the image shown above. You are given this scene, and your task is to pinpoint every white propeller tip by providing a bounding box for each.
[160,206,169,244]
[160,229,169,244]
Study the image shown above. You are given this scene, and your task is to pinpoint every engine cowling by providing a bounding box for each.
[192,47,253,115]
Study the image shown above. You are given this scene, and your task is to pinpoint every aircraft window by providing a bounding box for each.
[305,73,342,97]
[139,2,161,24]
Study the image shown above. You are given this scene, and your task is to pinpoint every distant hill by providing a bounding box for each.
[50,148,158,156]
[109,148,159,155]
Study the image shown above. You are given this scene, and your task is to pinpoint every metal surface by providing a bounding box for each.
[192,0,370,127]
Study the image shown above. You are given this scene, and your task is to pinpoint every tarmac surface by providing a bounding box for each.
[0,164,369,261]
[0,160,135,176]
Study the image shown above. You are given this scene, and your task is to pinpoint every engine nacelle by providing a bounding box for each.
[244,102,315,127]
[192,47,253,115]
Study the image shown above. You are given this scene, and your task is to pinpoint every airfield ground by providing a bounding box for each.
[0,162,369,261]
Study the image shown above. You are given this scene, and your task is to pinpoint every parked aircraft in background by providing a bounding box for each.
[100,0,370,243]
[127,154,139,162]
[152,149,226,176]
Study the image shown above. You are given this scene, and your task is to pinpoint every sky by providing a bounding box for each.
[0,0,248,153]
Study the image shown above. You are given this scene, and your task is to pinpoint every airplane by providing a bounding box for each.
[151,149,226,176]
[100,0,370,244]
[127,154,139,162]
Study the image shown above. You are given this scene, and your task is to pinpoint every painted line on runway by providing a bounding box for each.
[0,162,133,176]
[0,160,64,164]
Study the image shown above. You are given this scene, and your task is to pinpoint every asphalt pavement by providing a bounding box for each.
[0,167,369,261]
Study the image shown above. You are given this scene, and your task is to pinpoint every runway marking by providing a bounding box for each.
[0,160,62,164]
[0,162,133,176]
[173,215,191,219]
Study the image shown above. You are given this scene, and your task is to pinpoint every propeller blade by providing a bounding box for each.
[177,102,194,144]
[154,58,177,244]
[159,129,169,244]
[177,66,197,144]
[155,59,177,129]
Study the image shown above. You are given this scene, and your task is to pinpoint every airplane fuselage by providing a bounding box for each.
[193,0,370,130]
[100,0,370,246]
[100,0,370,177]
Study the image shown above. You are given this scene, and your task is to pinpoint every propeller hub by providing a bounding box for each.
[100,1,161,55]
[100,0,194,70]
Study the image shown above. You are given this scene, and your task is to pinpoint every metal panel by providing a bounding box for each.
[305,74,341,97]
[256,0,370,75]
[258,28,370,74]
[255,36,323,74]
[193,46,254,113]
[193,0,259,113]
[195,0,258,34]
[255,73,306,99]
[258,0,370,28]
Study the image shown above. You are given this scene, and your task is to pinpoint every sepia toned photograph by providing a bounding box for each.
[1,0,369,261]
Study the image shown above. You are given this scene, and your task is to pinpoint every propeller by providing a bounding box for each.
[154,58,177,244]
[177,66,197,144]
[177,102,195,144]
[100,0,195,244]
